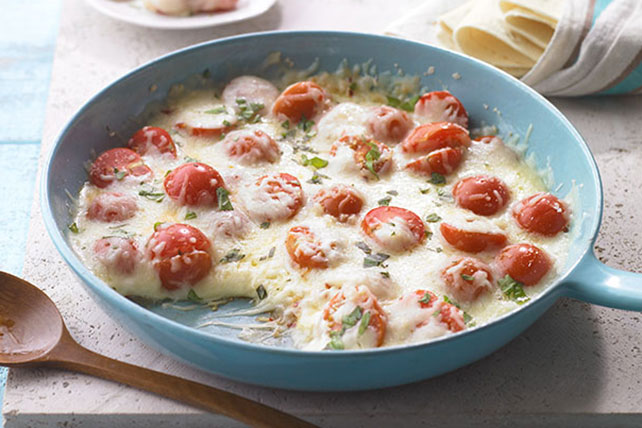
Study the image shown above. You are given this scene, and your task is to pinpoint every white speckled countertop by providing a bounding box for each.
[4,0,642,426]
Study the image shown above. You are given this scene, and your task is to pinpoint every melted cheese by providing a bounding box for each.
[70,72,572,351]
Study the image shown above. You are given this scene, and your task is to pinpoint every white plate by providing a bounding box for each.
[84,0,276,30]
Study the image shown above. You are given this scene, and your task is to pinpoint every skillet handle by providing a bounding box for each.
[564,250,642,311]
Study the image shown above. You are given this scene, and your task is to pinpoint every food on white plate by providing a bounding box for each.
[142,0,238,16]
[69,69,572,351]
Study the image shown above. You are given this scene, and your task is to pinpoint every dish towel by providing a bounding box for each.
[385,0,642,96]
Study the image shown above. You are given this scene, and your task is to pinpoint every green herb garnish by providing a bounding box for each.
[68,222,79,234]
[217,187,233,211]
[461,274,474,281]
[355,241,372,254]
[429,172,446,185]
[328,330,344,350]
[185,211,197,220]
[498,275,530,304]
[301,154,328,169]
[425,213,441,223]
[187,289,202,303]
[256,285,267,300]
[307,171,329,184]
[419,291,434,305]
[363,252,390,268]
[153,221,163,231]
[139,190,165,202]
[259,222,271,229]
[378,196,392,206]
[114,168,126,180]
[358,311,371,335]
[220,248,245,264]
[342,306,363,328]
[386,94,420,112]
[380,271,390,279]
[364,142,381,179]
[235,98,264,124]
[204,106,227,114]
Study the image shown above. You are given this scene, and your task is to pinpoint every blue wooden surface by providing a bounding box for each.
[0,0,62,423]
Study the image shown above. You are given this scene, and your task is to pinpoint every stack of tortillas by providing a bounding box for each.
[437,0,564,77]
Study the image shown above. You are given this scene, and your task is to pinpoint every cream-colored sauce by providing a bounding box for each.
[70,73,571,351]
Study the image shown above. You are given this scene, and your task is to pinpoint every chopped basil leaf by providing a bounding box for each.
[328,330,344,350]
[281,120,290,130]
[114,168,126,180]
[301,154,328,169]
[153,221,163,231]
[222,119,232,127]
[443,295,460,308]
[498,274,530,304]
[378,196,392,206]
[386,190,398,196]
[364,142,381,179]
[185,211,197,220]
[68,222,79,234]
[358,311,371,335]
[461,273,474,281]
[307,171,329,184]
[235,98,264,124]
[187,289,202,303]
[220,248,245,264]
[355,241,372,254]
[259,221,271,229]
[342,306,363,328]
[380,271,390,278]
[419,291,433,305]
[463,312,475,326]
[298,116,315,133]
[419,187,430,194]
[139,190,165,202]
[204,106,227,114]
[256,285,268,300]
[363,252,390,268]
[425,230,433,240]
[216,187,233,211]
[425,213,441,223]
[386,94,420,112]
[429,172,446,185]
[164,169,172,177]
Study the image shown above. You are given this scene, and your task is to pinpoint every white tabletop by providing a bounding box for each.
[4,0,642,426]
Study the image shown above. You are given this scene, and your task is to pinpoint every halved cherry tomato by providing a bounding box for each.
[272,81,327,123]
[252,173,304,221]
[94,237,139,275]
[453,175,510,216]
[146,223,212,290]
[330,136,393,179]
[314,184,364,221]
[366,105,414,143]
[411,290,465,332]
[87,192,137,222]
[405,146,463,176]
[442,257,494,302]
[513,192,569,236]
[222,75,279,115]
[361,206,425,252]
[414,91,469,128]
[163,162,225,207]
[496,243,551,286]
[323,286,387,347]
[401,122,471,155]
[440,222,507,253]
[286,226,332,269]
[128,126,176,157]
[89,148,152,188]
[222,129,280,164]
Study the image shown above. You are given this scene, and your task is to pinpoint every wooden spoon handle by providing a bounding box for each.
[46,331,317,428]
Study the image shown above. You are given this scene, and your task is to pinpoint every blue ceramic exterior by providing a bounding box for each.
[42,32,642,391]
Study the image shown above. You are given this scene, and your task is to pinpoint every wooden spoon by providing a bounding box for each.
[0,271,317,428]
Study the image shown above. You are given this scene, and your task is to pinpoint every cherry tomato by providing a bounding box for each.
[496,243,551,286]
[222,129,280,164]
[401,122,471,155]
[513,192,570,236]
[314,184,364,221]
[411,290,465,332]
[163,162,225,207]
[414,91,469,128]
[366,105,414,143]
[286,226,333,269]
[94,237,139,275]
[127,126,176,157]
[87,192,137,222]
[442,257,494,302]
[89,148,152,188]
[251,173,304,221]
[453,175,510,216]
[222,75,279,115]
[440,222,507,253]
[323,286,387,347]
[330,136,393,179]
[146,223,212,290]
[361,206,425,252]
[272,81,327,123]
[405,146,463,176]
